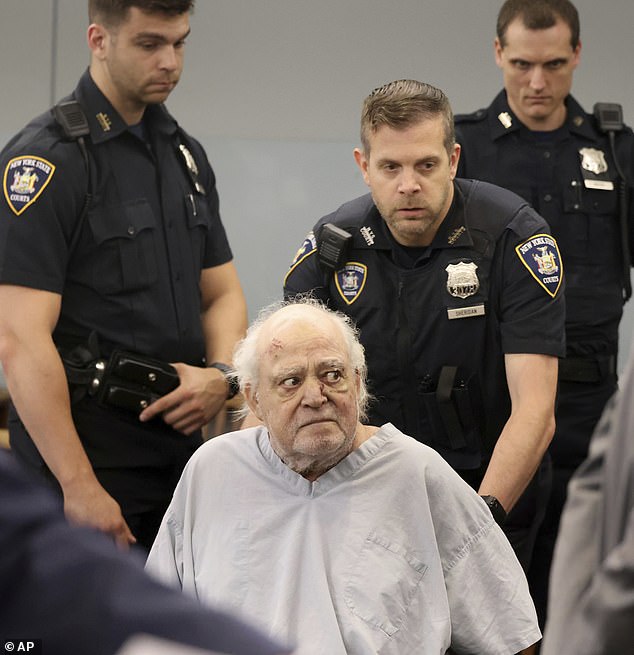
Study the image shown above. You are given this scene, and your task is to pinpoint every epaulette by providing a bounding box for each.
[454,108,488,124]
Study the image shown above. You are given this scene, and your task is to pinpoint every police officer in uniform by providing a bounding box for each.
[0,1,247,551]
[284,79,565,571]
[454,0,634,627]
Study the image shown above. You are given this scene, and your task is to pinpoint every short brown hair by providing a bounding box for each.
[360,79,455,157]
[89,0,194,28]
[497,0,580,49]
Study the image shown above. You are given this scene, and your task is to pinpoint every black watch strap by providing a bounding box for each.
[480,495,507,526]
[208,362,240,400]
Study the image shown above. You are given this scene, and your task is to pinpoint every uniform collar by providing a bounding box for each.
[563,94,598,139]
[349,197,394,250]
[74,69,179,144]
[428,183,473,251]
[488,89,597,141]
[355,184,473,254]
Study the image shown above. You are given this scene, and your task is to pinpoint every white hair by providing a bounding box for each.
[232,297,370,420]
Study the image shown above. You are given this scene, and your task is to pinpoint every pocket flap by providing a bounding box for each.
[88,200,156,244]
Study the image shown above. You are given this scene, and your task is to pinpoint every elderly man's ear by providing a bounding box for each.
[241,386,264,428]
[244,385,258,414]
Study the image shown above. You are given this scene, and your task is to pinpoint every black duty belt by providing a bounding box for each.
[63,350,179,414]
[558,355,616,384]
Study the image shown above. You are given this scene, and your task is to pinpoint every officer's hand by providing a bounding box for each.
[62,477,136,549]
[139,363,227,435]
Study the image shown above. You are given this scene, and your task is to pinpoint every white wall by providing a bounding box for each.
[1,0,633,367]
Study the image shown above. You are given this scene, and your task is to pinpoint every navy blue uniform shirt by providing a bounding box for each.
[456,91,634,358]
[0,69,232,365]
[284,178,565,471]
[0,70,232,478]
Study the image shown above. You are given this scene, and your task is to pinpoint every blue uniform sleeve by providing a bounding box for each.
[283,229,330,302]
[497,206,566,357]
[0,129,87,293]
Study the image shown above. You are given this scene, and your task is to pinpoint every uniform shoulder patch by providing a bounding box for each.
[335,263,367,305]
[3,155,56,216]
[515,234,563,298]
[284,231,317,284]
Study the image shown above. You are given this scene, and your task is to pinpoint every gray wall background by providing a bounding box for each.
[2,0,633,367]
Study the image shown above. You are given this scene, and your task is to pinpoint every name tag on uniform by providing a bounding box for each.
[584,179,614,191]
[447,304,485,320]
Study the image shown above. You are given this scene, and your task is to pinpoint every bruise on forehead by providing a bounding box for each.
[258,306,343,364]
[264,337,285,358]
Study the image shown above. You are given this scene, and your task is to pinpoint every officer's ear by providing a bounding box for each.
[87,23,109,60]
[571,40,582,70]
[494,37,504,68]
[354,148,371,187]
[449,143,461,180]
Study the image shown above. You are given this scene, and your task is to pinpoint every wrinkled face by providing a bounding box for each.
[354,116,459,247]
[495,18,580,131]
[246,315,361,480]
[91,7,189,119]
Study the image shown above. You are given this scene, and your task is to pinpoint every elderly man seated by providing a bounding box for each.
[146,299,541,654]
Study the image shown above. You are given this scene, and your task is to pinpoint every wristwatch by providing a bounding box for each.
[208,362,240,400]
[480,495,507,526]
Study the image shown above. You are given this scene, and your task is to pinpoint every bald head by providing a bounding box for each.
[233,299,372,480]
[233,299,369,420]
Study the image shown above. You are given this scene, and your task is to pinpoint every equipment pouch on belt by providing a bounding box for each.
[62,342,180,414]
[108,351,179,395]
[97,350,180,413]
[419,367,484,454]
